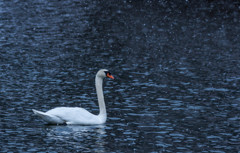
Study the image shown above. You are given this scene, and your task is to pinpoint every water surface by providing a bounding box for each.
[1,0,240,152]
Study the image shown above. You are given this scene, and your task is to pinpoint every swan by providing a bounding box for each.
[32,69,114,125]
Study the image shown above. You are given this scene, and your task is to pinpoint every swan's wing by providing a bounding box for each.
[32,109,65,124]
[46,107,100,125]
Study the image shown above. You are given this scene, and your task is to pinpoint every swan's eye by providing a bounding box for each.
[104,71,110,75]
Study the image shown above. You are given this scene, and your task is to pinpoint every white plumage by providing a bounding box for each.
[32,69,114,125]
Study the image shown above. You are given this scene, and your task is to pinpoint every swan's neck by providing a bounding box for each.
[95,76,107,120]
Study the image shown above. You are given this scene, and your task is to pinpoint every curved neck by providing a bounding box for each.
[95,76,107,118]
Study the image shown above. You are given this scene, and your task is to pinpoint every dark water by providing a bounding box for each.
[1,0,240,152]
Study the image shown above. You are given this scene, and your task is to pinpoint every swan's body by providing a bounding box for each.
[32,107,105,125]
[32,69,114,125]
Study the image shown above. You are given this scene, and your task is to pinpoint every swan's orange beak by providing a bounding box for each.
[107,73,114,79]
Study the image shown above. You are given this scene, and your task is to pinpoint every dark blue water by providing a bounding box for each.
[1,0,240,152]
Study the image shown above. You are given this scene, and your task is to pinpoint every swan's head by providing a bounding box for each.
[97,69,114,79]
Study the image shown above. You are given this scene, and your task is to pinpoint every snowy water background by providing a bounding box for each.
[1,0,240,152]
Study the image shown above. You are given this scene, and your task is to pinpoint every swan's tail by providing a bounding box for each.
[32,109,65,124]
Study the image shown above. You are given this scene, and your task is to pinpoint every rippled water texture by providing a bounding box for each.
[1,0,240,152]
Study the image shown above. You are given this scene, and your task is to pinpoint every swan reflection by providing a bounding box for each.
[45,125,106,152]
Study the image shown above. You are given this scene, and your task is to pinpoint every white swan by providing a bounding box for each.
[32,69,114,125]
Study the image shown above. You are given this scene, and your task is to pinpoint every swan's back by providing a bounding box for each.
[46,107,103,125]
